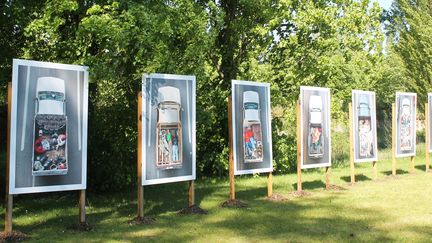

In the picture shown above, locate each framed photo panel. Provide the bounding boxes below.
[429,93,432,152]
[300,86,331,169]
[352,90,378,163]
[395,92,416,157]
[9,59,88,194]
[231,80,273,175]
[142,73,196,185]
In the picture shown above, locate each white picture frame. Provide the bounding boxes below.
[141,73,196,185]
[300,86,331,169]
[428,93,432,153]
[9,59,88,194]
[352,90,378,163]
[231,80,273,175]
[395,92,417,158]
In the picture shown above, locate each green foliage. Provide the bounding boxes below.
[1,0,423,190]
[385,0,432,110]
[21,0,211,191]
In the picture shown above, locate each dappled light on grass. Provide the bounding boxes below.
[0,145,431,241]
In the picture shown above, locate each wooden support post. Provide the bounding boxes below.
[296,100,302,192]
[392,103,397,176]
[267,172,273,197]
[349,103,355,184]
[137,92,144,218]
[372,161,378,180]
[228,97,235,200]
[5,82,12,233]
[188,181,195,206]
[79,190,86,223]
[325,167,331,189]
[425,103,430,173]
[410,156,415,173]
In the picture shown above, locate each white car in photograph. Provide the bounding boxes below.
[32,77,68,176]
[242,91,263,162]
[156,86,182,169]
[308,95,324,158]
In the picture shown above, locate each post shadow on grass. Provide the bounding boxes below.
[340,174,371,183]
[415,164,427,171]
[142,180,213,216]
[292,180,326,190]
[382,169,409,176]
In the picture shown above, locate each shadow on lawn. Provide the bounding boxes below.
[415,164,428,172]
[2,178,432,242]
[382,169,409,176]
[340,174,371,183]
[292,180,326,191]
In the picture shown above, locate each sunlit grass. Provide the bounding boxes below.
[1,144,431,242]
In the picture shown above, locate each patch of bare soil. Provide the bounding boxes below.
[0,231,28,242]
[177,205,208,215]
[68,222,95,232]
[289,190,311,198]
[266,193,289,201]
[221,199,248,208]
[326,184,346,191]
[128,216,156,225]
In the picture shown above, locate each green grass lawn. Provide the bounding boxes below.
[1,145,432,242]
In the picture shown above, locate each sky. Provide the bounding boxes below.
[375,0,394,10]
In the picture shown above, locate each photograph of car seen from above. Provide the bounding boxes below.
[399,97,414,151]
[308,95,324,158]
[156,86,182,169]
[242,91,263,162]
[357,94,374,158]
[32,77,68,176]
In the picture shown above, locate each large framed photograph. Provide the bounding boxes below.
[395,92,416,157]
[429,93,432,152]
[231,80,273,175]
[352,90,378,163]
[142,73,196,185]
[300,86,331,169]
[9,59,88,194]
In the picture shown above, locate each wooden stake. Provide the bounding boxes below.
[5,82,12,233]
[228,97,235,200]
[325,167,331,189]
[188,181,195,206]
[392,103,397,176]
[410,156,415,173]
[372,161,378,180]
[349,103,355,184]
[425,103,430,173]
[137,92,144,218]
[79,190,86,223]
[267,172,273,197]
[296,100,302,192]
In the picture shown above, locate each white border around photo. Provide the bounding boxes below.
[300,86,331,169]
[231,80,273,175]
[9,59,88,194]
[352,90,378,163]
[428,93,432,153]
[141,73,196,186]
[395,92,417,158]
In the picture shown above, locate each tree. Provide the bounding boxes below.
[384,0,432,108]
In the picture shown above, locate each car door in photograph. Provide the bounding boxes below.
[156,86,182,169]
[308,95,324,158]
[242,91,263,163]
[32,77,68,176]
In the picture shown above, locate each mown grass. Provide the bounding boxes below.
[1,144,432,242]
